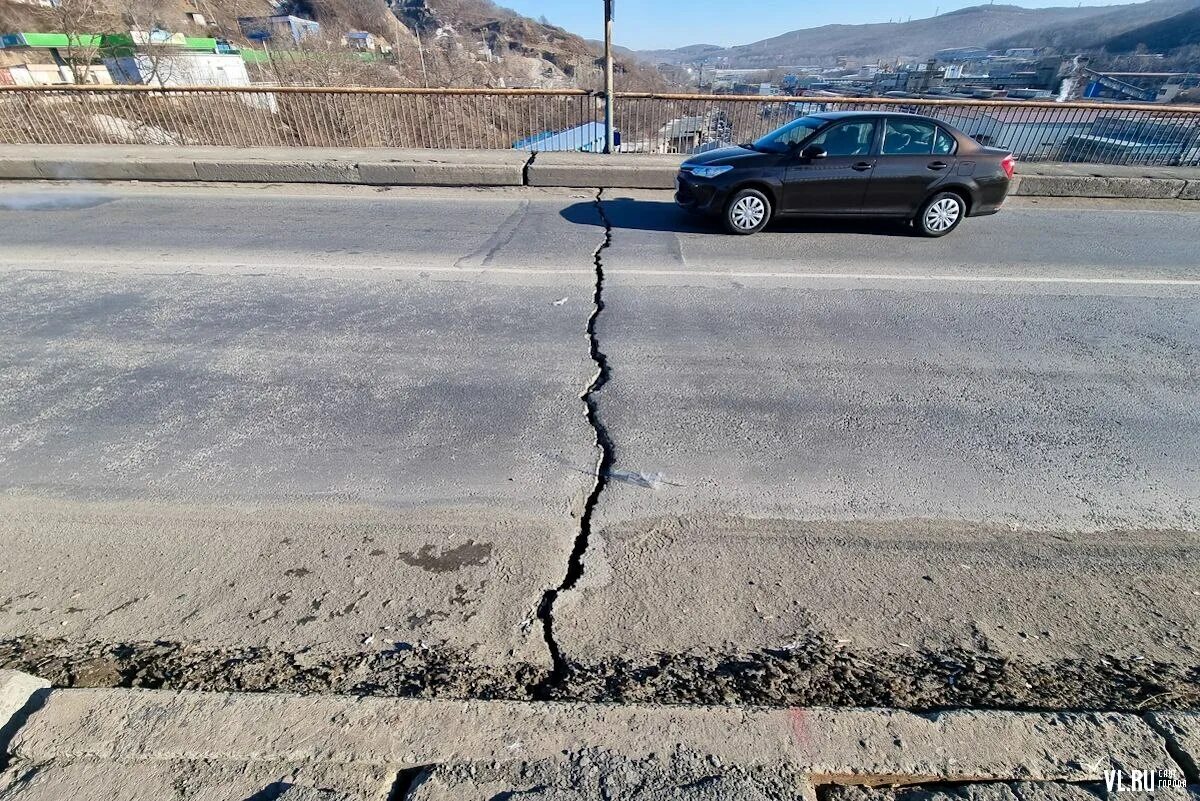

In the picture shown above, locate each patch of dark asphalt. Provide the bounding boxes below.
[2,633,1196,711]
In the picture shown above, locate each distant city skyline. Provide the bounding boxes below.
[499,0,1137,50]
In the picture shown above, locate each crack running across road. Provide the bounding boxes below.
[534,189,616,698]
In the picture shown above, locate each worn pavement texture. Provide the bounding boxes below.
[0,184,1197,710]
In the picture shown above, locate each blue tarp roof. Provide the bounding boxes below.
[513,121,616,152]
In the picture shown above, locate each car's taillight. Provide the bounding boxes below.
[1001,154,1016,179]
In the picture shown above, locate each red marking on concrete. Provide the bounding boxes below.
[788,707,813,757]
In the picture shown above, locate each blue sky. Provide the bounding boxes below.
[499,0,1133,50]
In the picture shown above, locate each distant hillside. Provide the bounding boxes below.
[0,0,673,89]
[638,0,1200,66]
[1097,5,1200,51]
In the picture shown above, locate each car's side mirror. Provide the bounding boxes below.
[801,145,827,160]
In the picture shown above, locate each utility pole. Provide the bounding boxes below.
[603,0,614,153]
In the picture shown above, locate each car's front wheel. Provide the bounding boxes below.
[724,188,771,235]
[916,191,965,237]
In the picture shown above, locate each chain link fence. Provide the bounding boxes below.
[2,86,1199,166]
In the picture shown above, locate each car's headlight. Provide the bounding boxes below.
[689,165,733,179]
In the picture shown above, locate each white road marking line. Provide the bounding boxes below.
[624,269,1200,286]
[2,258,1200,287]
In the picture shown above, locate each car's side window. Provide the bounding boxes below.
[881,120,939,155]
[933,127,957,155]
[808,121,877,157]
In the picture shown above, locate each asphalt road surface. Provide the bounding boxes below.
[0,182,1196,708]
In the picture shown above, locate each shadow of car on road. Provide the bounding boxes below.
[560,198,916,237]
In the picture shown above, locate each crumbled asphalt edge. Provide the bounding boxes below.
[3,633,1197,711]
[533,188,616,697]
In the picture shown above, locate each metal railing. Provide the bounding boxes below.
[0,86,598,150]
[2,85,1200,166]
[615,93,1200,166]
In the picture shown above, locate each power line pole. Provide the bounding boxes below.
[603,0,614,153]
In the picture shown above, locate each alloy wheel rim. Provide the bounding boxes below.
[925,197,961,232]
[731,196,766,230]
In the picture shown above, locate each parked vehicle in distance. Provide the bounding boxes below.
[674,111,1014,237]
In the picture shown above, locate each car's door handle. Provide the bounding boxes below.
[928,161,950,170]
[851,162,873,171]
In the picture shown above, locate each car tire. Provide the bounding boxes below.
[915,191,965,237]
[723,188,771,235]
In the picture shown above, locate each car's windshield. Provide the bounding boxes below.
[752,115,827,152]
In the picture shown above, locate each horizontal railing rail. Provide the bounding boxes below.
[2,85,1199,166]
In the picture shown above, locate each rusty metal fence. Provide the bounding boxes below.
[2,85,1200,166]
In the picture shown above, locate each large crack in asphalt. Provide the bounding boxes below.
[533,188,615,698]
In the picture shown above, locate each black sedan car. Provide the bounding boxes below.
[674,111,1014,236]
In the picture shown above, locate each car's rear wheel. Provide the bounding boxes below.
[916,191,965,237]
[724,188,771,235]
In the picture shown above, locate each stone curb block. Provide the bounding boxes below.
[193,160,361,183]
[32,159,199,181]
[1180,180,1200,201]
[1011,174,1186,199]
[358,161,523,186]
[6,688,1171,784]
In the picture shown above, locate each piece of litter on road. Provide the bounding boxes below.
[553,297,568,305]
[362,634,375,646]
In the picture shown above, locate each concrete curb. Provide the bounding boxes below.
[1010,174,1188,199]
[0,675,1197,799]
[0,146,1199,199]
[0,682,1184,778]
[527,152,681,189]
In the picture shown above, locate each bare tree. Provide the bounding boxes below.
[260,27,401,87]
[38,0,114,84]
[119,0,178,85]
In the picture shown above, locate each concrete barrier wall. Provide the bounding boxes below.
[1,145,1198,199]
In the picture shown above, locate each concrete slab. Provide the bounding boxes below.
[0,187,600,689]
[1013,163,1200,181]
[526,152,682,189]
[1180,180,1200,201]
[5,688,1172,783]
[0,160,40,180]
[0,757,395,801]
[0,671,48,736]
[1011,174,1185,198]
[1146,712,1200,780]
[193,158,362,183]
[405,751,811,800]
[553,196,1200,708]
[32,158,198,181]
[358,161,523,186]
